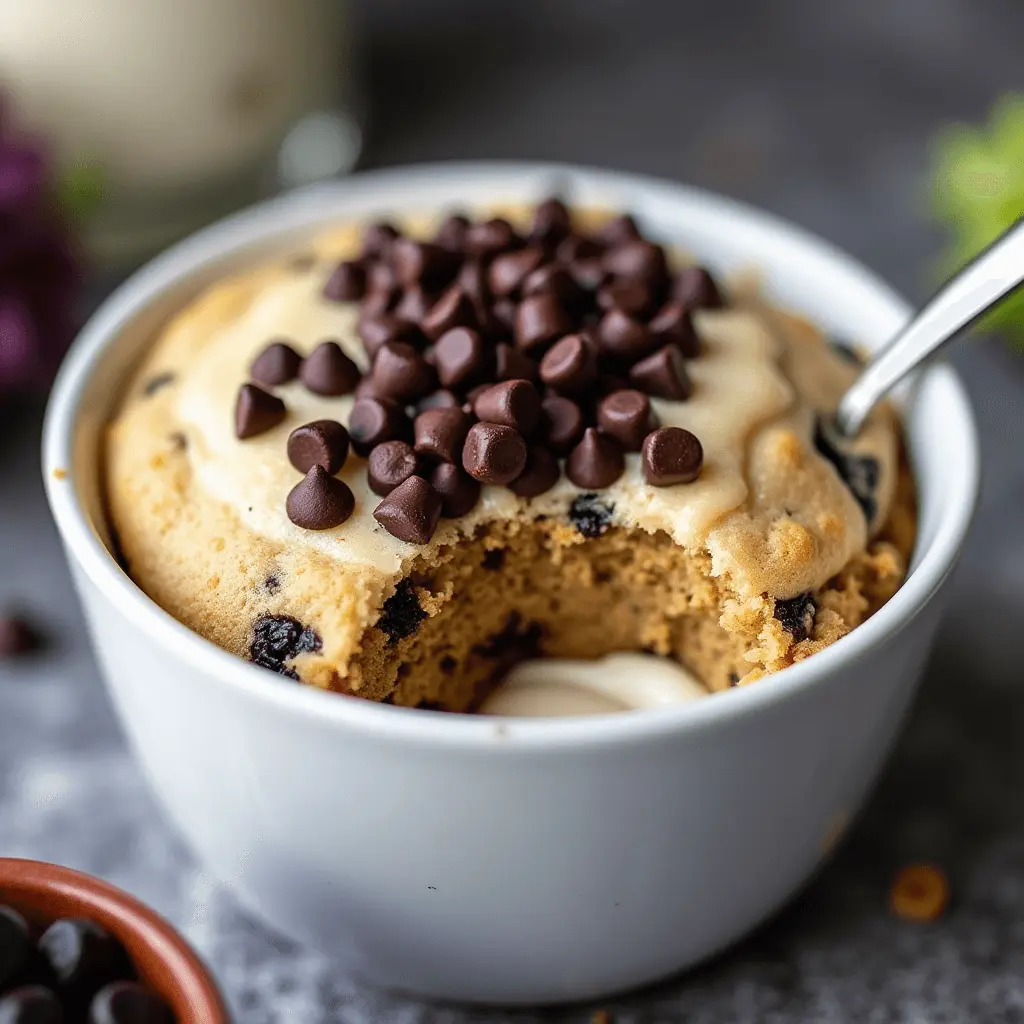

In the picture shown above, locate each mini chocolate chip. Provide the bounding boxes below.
[0,986,62,1024]
[596,214,641,246]
[372,341,436,401]
[414,407,472,463]
[522,264,581,303]
[773,593,816,643]
[287,420,350,474]
[264,574,281,594]
[514,294,573,353]
[357,314,424,358]
[0,616,43,658]
[649,302,700,357]
[814,420,879,522]
[530,198,573,245]
[641,426,703,485]
[38,918,130,1002]
[251,341,301,387]
[250,615,321,678]
[0,906,31,988]
[568,493,614,537]
[473,380,541,435]
[482,549,506,571]
[373,475,443,544]
[540,395,586,455]
[509,446,560,497]
[566,427,625,489]
[142,371,175,397]
[629,344,693,400]
[494,342,538,383]
[430,462,481,517]
[235,383,286,439]
[434,213,470,252]
[597,309,656,362]
[465,217,518,257]
[422,284,475,340]
[378,579,426,644]
[415,389,461,414]
[433,327,487,390]
[556,234,602,264]
[674,266,724,309]
[462,422,528,484]
[90,980,173,1024]
[394,286,437,324]
[300,341,361,396]
[603,240,668,282]
[323,260,366,302]
[539,334,597,395]
[488,247,545,297]
[597,279,658,318]
[349,397,408,456]
[361,221,400,258]
[287,465,355,530]
[597,389,657,451]
[368,440,420,496]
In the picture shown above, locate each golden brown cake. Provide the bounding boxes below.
[104,202,915,711]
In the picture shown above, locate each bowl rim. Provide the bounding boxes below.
[0,857,228,1022]
[42,160,980,751]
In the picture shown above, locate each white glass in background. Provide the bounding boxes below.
[0,0,361,266]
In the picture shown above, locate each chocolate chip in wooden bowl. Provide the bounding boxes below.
[597,389,657,451]
[322,259,366,302]
[641,426,703,485]
[494,343,538,384]
[287,420,350,475]
[509,446,560,498]
[597,309,655,363]
[566,427,625,489]
[433,327,487,391]
[649,302,700,357]
[348,397,408,457]
[413,407,472,464]
[0,906,31,987]
[286,465,355,530]
[472,380,541,436]
[250,615,321,678]
[250,341,302,387]
[539,334,598,395]
[540,395,586,455]
[462,422,528,485]
[235,383,286,440]
[368,441,420,496]
[430,462,481,517]
[299,341,361,396]
[773,593,816,643]
[373,475,443,544]
[0,986,63,1024]
[37,917,131,1007]
[371,341,436,402]
[514,294,573,354]
[488,247,545,297]
[89,980,173,1024]
[628,344,693,400]
[673,266,724,309]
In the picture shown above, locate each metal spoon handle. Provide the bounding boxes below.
[836,216,1024,437]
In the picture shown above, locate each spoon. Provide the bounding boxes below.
[835,216,1024,437]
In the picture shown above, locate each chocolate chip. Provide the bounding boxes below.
[430,462,481,517]
[773,593,816,643]
[465,218,518,257]
[264,574,281,594]
[566,427,625,489]
[422,284,475,340]
[348,397,408,456]
[371,341,435,401]
[491,298,517,333]
[673,266,724,309]
[433,327,487,390]
[597,279,658,318]
[462,422,528,484]
[89,980,173,1024]
[521,264,581,304]
[235,383,286,439]
[415,389,461,414]
[390,238,454,289]
[814,419,879,522]
[373,475,443,544]
[649,302,700,357]
[472,380,541,435]
[357,313,424,358]
[629,344,693,400]
[514,293,573,353]
[530,198,572,246]
[0,906,31,988]
[540,395,586,455]
[597,389,657,450]
[568,493,614,538]
[38,918,130,1003]
[250,615,321,678]
[568,256,607,291]
[299,341,361,396]
[539,334,597,395]
[250,341,301,387]
[361,283,396,318]
[597,309,656,362]
[0,987,62,1024]
[0,617,43,658]
[509,446,560,497]
[457,261,491,310]
[641,426,703,485]
[286,465,355,530]
[368,440,420,496]
[414,407,472,463]
[394,286,437,324]
[287,420,350,474]
[596,213,641,246]
[378,580,427,644]
[434,213,470,252]
[361,221,400,259]
[367,259,399,295]
[472,612,543,670]
[603,240,668,282]
[142,372,175,397]
[488,247,545,297]
[556,234,602,264]
[323,260,366,302]
[494,343,538,383]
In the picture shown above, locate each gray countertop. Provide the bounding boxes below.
[2,1,1024,1020]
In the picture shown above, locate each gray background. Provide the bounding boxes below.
[3,1,1024,1020]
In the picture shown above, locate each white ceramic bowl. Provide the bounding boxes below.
[43,163,979,1005]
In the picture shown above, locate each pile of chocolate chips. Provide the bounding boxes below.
[235,199,718,545]
[0,905,174,1023]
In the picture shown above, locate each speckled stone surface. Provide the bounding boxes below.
[3,1,1024,1020]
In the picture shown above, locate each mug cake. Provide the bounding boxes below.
[104,200,916,712]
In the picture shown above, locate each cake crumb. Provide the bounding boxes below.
[890,863,949,922]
